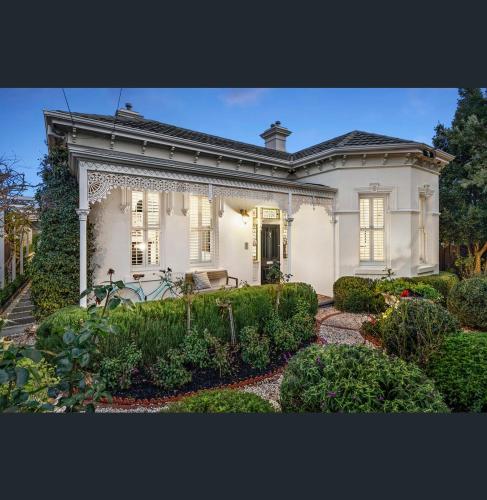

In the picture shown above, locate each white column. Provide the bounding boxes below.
[287,192,294,275]
[11,229,16,281]
[0,210,4,289]
[19,232,24,275]
[77,163,89,308]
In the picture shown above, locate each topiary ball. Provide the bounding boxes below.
[165,389,275,413]
[426,332,487,412]
[380,299,458,367]
[280,344,448,413]
[333,276,385,313]
[447,277,487,330]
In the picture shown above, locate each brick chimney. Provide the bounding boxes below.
[116,102,143,119]
[260,121,291,151]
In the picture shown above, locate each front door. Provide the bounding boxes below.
[261,224,280,284]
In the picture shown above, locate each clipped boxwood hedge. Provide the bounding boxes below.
[36,282,317,366]
[333,276,385,313]
[165,389,275,413]
[426,332,487,412]
[280,344,448,413]
[447,276,487,330]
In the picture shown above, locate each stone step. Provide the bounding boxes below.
[5,315,34,326]
[8,311,35,321]
[12,304,34,312]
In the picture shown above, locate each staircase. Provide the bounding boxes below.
[1,283,35,338]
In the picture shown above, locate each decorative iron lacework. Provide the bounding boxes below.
[83,161,333,214]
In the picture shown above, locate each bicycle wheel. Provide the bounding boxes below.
[114,286,143,303]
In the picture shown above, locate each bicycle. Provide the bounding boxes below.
[113,268,181,303]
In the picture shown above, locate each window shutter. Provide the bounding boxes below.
[189,195,213,264]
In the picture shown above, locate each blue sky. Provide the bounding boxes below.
[0,88,459,195]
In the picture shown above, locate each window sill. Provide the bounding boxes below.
[416,264,435,275]
[354,266,389,276]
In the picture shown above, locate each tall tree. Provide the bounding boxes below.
[434,88,487,275]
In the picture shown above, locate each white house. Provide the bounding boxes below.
[43,104,453,305]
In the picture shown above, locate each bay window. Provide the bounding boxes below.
[359,195,385,264]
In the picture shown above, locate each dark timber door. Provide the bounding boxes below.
[261,224,280,284]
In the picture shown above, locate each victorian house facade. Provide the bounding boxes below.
[43,104,453,305]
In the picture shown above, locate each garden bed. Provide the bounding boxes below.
[104,337,316,406]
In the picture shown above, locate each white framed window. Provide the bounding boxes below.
[189,195,215,265]
[359,195,385,264]
[131,190,160,268]
[419,194,427,263]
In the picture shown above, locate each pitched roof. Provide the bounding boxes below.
[57,111,424,163]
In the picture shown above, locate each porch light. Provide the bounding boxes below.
[240,209,250,225]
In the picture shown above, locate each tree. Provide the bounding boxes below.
[433,88,487,275]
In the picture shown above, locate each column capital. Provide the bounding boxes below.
[76,208,90,221]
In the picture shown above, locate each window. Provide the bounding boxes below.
[131,191,160,268]
[189,195,214,264]
[419,195,427,263]
[359,196,385,263]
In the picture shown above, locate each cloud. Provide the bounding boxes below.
[219,88,268,106]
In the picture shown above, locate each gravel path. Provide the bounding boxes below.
[239,373,283,411]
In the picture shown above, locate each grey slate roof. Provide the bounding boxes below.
[61,111,424,163]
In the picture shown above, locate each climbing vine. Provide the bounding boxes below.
[30,146,95,319]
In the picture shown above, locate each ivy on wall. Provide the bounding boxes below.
[30,146,95,319]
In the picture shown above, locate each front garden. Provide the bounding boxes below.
[3,265,487,413]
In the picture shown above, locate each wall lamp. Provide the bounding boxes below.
[240,209,250,225]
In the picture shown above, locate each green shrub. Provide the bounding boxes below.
[240,326,270,370]
[333,276,386,313]
[150,349,192,390]
[182,329,212,369]
[376,278,443,302]
[280,344,448,413]
[447,277,487,330]
[36,306,89,354]
[380,299,458,367]
[37,282,317,367]
[100,342,142,390]
[288,297,316,343]
[407,272,459,305]
[264,310,299,354]
[166,389,275,413]
[426,332,487,412]
[204,333,233,377]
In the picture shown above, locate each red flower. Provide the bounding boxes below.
[400,289,410,297]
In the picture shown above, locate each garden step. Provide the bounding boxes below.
[5,315,34,326]
[8,311,35,321]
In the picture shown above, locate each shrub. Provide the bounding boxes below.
[204,333,233,377]
[239,326,270,370]
[150,349,192,390]
[280,344,448,413]
[426,332,487,412]
[333,276,385,313]
[288,297,316,343]
[406,272,459,305]
[264,310,299,354]
[100,342,142,390]
[380,299,458,367]
[38,282,317,367]
[376,278,442,302]
[447,276,487,330]
[166,389,275,413]
[182,329,212,369]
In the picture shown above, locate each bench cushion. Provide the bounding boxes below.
[192,271,212,290]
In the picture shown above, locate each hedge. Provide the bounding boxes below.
[447,276,487,330]
[333,276,386,313]
[427,332,487,412]
[36,282,318,367]
[406,272,459,305]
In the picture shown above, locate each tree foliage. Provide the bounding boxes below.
[434,88,487,274]
[30,147,85,318]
